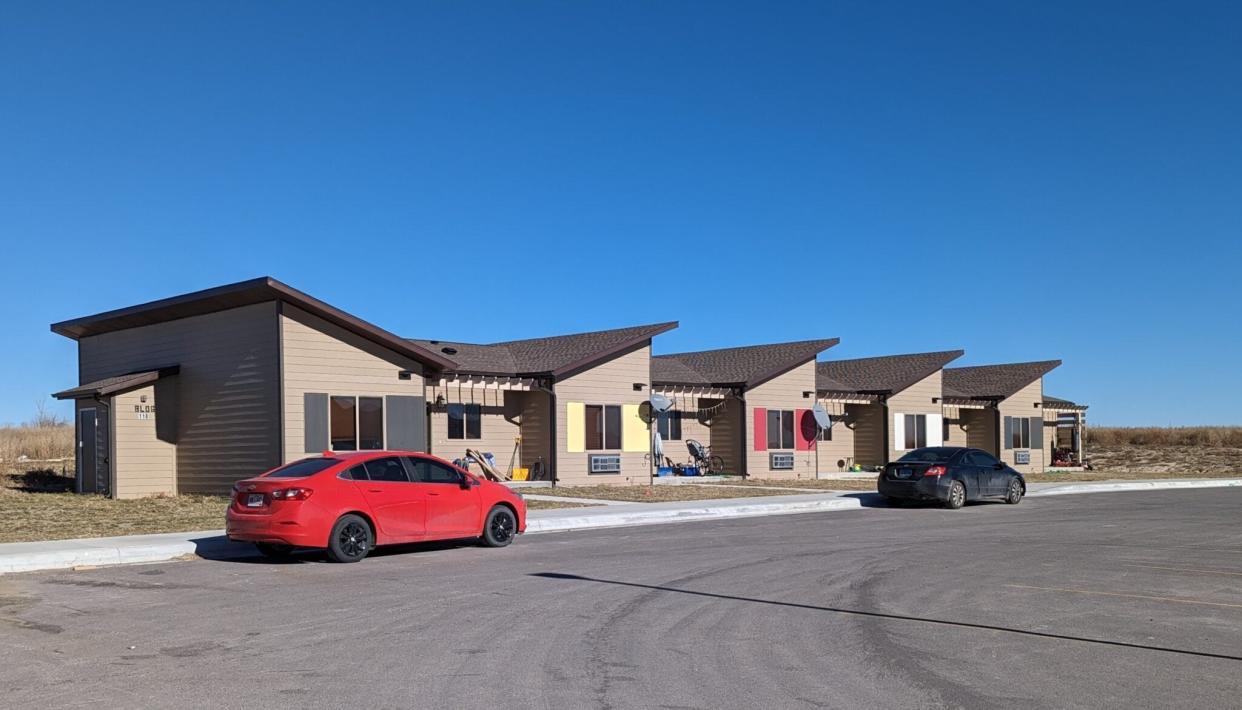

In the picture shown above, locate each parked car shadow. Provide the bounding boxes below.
[191,535,483,565]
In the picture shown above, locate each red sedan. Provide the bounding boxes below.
[225,451,526,562]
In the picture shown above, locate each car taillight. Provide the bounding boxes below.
[271,488,313,501]
[923,466,947,477]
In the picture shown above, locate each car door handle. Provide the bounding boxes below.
[368,489,383,493]
[427,491,441,496]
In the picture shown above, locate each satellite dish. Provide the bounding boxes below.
[811,402,833,429]
[649,393,674,413]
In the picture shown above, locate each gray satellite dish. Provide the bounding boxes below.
[649,393,674,413]
[811,402,833,429]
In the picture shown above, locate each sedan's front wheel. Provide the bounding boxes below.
[1005,478,1024,505]
[945,480,966,510]
[481,506,517,548]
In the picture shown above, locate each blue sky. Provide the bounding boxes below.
[1,1,1238,426]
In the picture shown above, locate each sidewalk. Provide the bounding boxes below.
[3,477,1240,575]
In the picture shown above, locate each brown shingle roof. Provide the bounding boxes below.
[653,339,840,389]
[52,366,180,400]
[411,322,678,378]
[50,277,457,371]
[1042,395,1088,411]
[816,350,964,395]
[943,360,1061,399]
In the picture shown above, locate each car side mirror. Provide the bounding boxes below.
[459,476,475,490]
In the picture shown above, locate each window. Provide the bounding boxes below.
[585,405,622,450]
[407,457,463,483]
[589,454,622,474]
[363,457,409,482]
[330,396,357,451]
[341,464,369,481]
[964,451,1000,467]
[329,395,385,451]
[447,404,482,440]
[903,414,928,450]
[767,410,795,450]
[358,397,383,450]
[898,448,952,463]
[266,458,341,478]
[818,422,832,442]
[657,410,682,441]
[1012,417,1032,449]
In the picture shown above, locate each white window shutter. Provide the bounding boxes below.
[892,413,906,450]
[925,413,943,446]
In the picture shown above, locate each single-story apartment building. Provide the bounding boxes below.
[941,360,1067,475]
[651,339,840,480]
[815,350,965,470]
[52,277,678,497]
[51,277,1087,496]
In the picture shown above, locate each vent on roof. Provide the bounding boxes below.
[440,346,458,355]
[428,340,440,345]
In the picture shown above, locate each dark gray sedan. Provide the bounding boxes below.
[877,447,1025,509]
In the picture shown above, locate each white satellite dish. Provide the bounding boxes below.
[649,393,674,413]
[811,402,833,429]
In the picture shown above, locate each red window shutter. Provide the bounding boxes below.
[795,409,815,451]
[753,407,767,452]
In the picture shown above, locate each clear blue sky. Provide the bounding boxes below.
[1,2,1238,426]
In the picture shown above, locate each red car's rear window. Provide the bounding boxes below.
[265,458,341,478]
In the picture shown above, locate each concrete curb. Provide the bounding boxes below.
[0,530,233,575]
[1028,478,1242,497]
[524,495,863,534]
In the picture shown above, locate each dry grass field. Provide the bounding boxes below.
[1083,427,1242,477]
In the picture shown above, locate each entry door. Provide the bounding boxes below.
[78,406,110,496]
[79,409,97,493]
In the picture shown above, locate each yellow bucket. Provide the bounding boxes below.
[512,467,529,481]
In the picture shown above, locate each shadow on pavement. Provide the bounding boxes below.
[529,571,1242,662]
[191,535,482,565]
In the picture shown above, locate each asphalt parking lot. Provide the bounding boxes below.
[3,489,1241,709]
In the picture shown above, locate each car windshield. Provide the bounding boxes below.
[265,458,340,478]
[897,448,956,463]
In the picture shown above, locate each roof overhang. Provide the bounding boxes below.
[50,277,456,371]
[53,366,180,400]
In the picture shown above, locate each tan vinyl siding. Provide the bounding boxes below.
[78,301,280,495]
[709,398,743,475]
[886,371,943,462]
[111,385,176,498]
[848,402,886,468]
[942,406,969,449]
[999,378,1045,473]
[964,409,997,452]
[745,360,817,479]
[652,395,737,474]
[554,343,651,485]
[813,400,856,474]
[427,388,522,472]
[518,391,553,474]
[280,304,425,458]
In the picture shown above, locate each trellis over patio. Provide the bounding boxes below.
[1040,396,1088,469]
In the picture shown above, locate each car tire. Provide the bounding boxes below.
[255,542,294,558]
[480,505,517,548]
[1005,477,1024,505]
[326,514,372,563]
[944,480,966,510]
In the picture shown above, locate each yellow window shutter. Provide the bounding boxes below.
[566,402,585,453]
[622,404,648,452]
